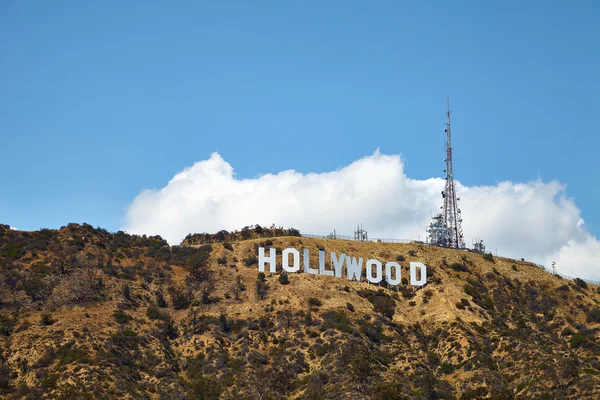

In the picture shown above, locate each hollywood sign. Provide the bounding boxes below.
[258,247,427,286]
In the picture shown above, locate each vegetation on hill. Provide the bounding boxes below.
[1,223,600,399]
[182,224,300,245]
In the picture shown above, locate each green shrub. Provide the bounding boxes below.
[373,295,396,319]
[40,313,56,326]
[512,264,518,271]
[455,298,471,310]
[113,309,132,324]
[586,308,600,323]
[438,362,454,374]
[401,286,415,299]
[55,341,89,365]
[570,333,587,348]
[169,285,192,310]
[187,374,223,399]
[31,263,52,277]
[0,243,26,259]
[39,373,58,391]
[217,256,227,265]
[356,289,376,303]
[308,297,323,307]
[156,291,168,307]
[223,242,234,251]
[483,253,494,262]
[244,254,258,267]
[396,255,405,262]
[146,303,168,321]
[450,263,469,273]
[0,315,16,336]
[408,250,417,256]
[279,272,290,285]
[575,278,588,289]
[346,303,355,312]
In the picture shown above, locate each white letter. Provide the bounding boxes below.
[331,252,346,277]
[319,250,334,276]
[346,256,363,281]
[366,259,382,283]
[385,262,402,285]
[304,249,318,275]
[258,247,276,273]
[282,248,300,273]
[410,262,427,286]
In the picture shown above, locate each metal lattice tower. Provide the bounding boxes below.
[427,99,465,249]
[354,224,368,242]
[473,238,485,253]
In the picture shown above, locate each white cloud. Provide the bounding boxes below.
[123,151,600,281]
[544,236,600,281]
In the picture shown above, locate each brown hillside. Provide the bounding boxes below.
[1,223,600,399]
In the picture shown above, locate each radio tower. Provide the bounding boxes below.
[427,99,465,249]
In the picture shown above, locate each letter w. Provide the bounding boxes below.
[346,256,363,281]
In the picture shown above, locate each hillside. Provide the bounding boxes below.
[1,223,600,399]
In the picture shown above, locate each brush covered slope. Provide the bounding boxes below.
[1,223,600,399]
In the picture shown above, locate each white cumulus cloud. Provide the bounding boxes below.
[123,151,600,281]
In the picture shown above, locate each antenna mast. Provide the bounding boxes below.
[427,98,465,249]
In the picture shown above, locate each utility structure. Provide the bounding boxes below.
[354,224,368,242]
[427,99,465,249]
[472,238,486,254]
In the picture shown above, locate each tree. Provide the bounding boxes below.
[51,243,71,275]
[155,290,168,307]
[1,267,20,304]
[256,273,268,300]
[558,357,579,390]
[187,252,211,282]
[64,269,100,304]
[82,256,101,293]
[169,284,193,310]
[21,274,53,304]
[187,374,222,399]
[231,275,245,300]
[121,282,131,300]
[303,372,328,400]
[198,279,215,304]
[242,366,288,400]
[219,310,231,333]
[341,341,374,394]
[276,308,294,333]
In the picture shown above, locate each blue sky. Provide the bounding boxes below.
[1,1,599,237]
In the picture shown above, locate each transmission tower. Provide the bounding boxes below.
[427,99,465,249]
